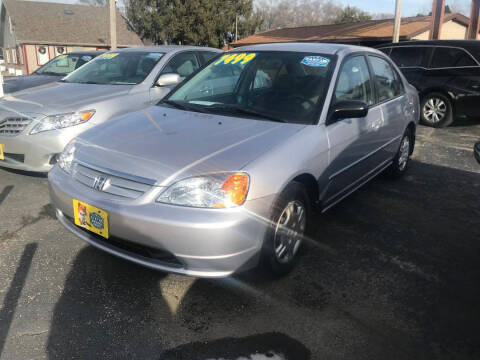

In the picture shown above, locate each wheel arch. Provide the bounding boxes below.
[406,121,416,155]
[291,173,319,205]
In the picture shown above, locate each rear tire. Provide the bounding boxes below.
[385,128,413,179]
[420,92,453,128]
[261,182,310,276]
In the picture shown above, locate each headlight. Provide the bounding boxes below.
[157,172,249,208]
[57,141,76,174]
[30,110,95,134]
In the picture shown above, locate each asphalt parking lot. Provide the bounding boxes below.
[0,120,479,360]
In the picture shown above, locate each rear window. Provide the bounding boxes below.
[390,47,428,68]
[430,47,477,68]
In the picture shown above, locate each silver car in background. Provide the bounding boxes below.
[49,43,419,278]
[3,51,103,94]
[0,46,221,172]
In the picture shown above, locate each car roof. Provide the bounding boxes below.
[109,45,222,54]
[66,50,105,56]
[377,40,480,48]
[231,42,380,55]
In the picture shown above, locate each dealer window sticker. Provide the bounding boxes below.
[215,53,257,66]
[100,53,119,59]
[301,56,330,67]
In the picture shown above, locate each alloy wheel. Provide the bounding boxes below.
[273,200,306,264]
[423,97,446,124]
[398,135,410,171]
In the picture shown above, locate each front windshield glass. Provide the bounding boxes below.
[35,53,96,76]
[64,52,164,85]
[164,51,336,124]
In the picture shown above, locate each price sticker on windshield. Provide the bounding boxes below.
[101,53,119,60]
[215,53,257,66]
[57,55,67,60]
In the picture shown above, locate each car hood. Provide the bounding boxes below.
[3,74,61,94]
[74,105,306,185]
[0,82,132,115]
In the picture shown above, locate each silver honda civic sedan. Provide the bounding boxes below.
[0,46,220,172]
[48,43,419,277]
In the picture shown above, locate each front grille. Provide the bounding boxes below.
[0,117,32,136]
[65,214,182,268]
[72,163,153,199]
[2,153,25,163]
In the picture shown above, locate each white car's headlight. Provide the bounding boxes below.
[57,141,76,174]
[30,110,95,134]
[157,172,249,208]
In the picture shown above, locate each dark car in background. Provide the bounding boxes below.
[378,40,480,128]
[3,51,103,94]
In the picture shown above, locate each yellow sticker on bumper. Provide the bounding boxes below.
[73,199,109,239]
[0,144,4,160]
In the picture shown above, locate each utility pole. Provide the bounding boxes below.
[393,0,402,43]
[235,14,238,42]
[109,0,117,50]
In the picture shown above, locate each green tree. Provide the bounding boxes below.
[334,5,371,24]
[126,0,259,47]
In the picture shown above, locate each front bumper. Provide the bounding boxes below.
[0,124,91,173]
[48,166,275,277]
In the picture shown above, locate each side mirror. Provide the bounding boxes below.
[474,141,480,164]
[329,100,369,123]
[156,73,181,87]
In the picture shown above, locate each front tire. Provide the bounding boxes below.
[262,182,310,276]
[420,92,453,128]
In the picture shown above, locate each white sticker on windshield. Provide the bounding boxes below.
[301,56,330,67]
[81,55,93,61]
[146,53,163,60]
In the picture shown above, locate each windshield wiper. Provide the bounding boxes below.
[161,100,210,114]
[207,104,286,123]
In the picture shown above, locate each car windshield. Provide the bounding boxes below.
[64,52,164,85]
[35,53,97,76]
[163,51,336,124]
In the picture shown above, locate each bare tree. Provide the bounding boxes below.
[254,0,342,31]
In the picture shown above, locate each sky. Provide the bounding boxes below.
[337,0,470,17]
[26,0,472,17]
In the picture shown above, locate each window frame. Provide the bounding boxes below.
[428,45,480,69]
[366,54,405,106]
[388,46,432,69]
[331,53,375,110]
[155,50,202,84]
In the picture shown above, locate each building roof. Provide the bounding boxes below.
[232,13,475,47]
[3,0,143,47]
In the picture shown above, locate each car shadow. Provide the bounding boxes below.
[0,166,47,178]
[44,159,480,359]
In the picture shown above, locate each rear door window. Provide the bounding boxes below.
[390,47,429,68]
[199,51,219,64]
[368,56,404,103]
[430,47,477,68]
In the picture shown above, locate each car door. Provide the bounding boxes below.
[389,46,431,91]
[426,46,480,118]
[367,55,407,160]
[149,51,201,103]
[322,54,383,207]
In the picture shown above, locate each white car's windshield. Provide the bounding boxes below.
[64,52,164,85]
[164,51,336,124]
[35,53,96,76]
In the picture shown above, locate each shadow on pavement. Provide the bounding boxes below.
[0,185,13,206]
[45,159,480,359]
[0,243,38,356]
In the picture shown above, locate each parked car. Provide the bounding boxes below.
[0,46,221,172]
[475,141,480,164]
[3,51,103,94]
[48,43,419,277]
[377,40,480,128]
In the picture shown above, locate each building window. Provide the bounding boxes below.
[5,49,10,64]
[17,47,23,65]
[36,45,50,65]
[11,48,17,64]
